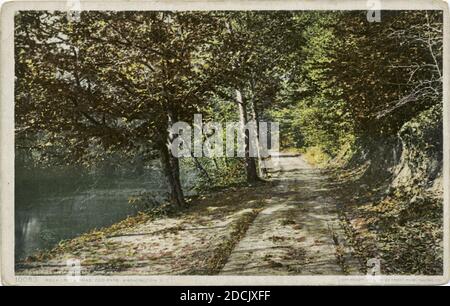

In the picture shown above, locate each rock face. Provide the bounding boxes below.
[342,104,443,196]
[392,105,443,194]
[339,105,444,275]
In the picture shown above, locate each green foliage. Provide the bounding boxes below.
[184,157,247,192]
[15,11,222,167]
[270,11,442,164]
[326,11,443,137]
[269,12,354,157]
[300,146,331,166]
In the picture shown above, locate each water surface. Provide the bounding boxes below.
[15,165,198,260]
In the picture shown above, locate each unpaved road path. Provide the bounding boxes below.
[17,153,361,276]
[221,152,360,275]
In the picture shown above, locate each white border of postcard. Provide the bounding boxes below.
[1,0,449,285]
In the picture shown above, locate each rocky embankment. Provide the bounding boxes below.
[337,105,444,275]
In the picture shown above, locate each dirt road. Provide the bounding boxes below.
[220,152,360,275]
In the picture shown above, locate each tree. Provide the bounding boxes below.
[15,11,222,207]
[327,10,443,139]
[211,11,302,182]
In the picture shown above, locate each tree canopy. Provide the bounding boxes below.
[15,10,443,206]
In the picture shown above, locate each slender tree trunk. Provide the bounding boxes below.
[248,93,264,178]
[192,154,213,184]
[236,89,259,183]
[213,157,220,169]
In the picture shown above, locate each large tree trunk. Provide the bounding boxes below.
[236,89,259,183]
[159,140,186,208]
[158,108,186,208]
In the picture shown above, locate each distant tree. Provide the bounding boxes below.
[211,11,302,181]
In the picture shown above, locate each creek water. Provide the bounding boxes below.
[15,165,198,261]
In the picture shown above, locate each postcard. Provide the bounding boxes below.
[1,0,449,286]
